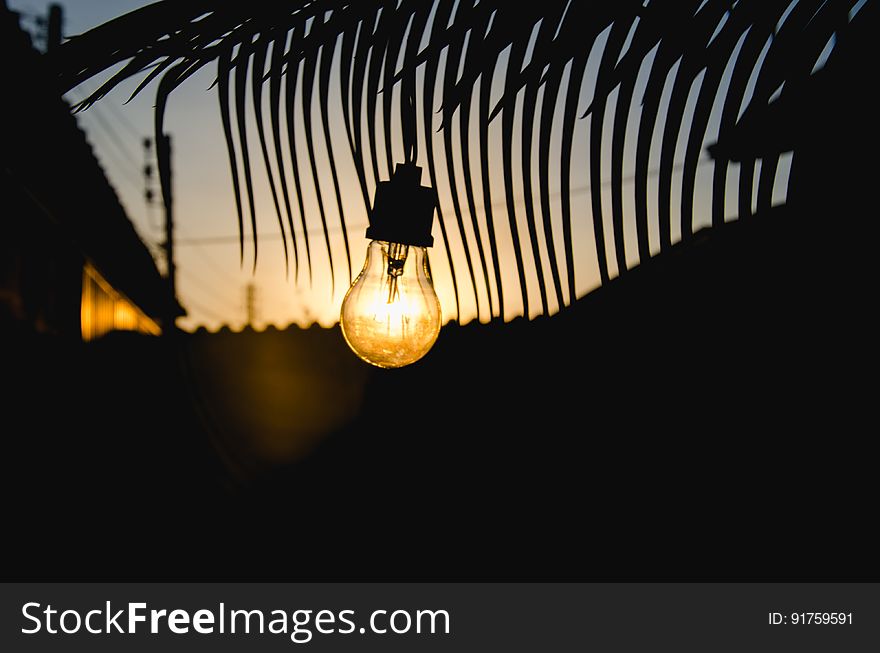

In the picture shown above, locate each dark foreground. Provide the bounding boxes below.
[3,206,876,581]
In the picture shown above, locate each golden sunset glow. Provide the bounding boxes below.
[81,261,160,341]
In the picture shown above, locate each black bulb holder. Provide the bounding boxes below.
[366,163,437,248]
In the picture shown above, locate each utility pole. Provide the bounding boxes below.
[142,137,162,267]
[46,4,62,50]
[245,283,258,326]
[156,132,183,331]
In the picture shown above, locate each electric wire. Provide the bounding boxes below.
[99,95,144,141]
[175,225,242,286]
[67,90,145,195]
[76,100,142,171]
[178,295,229,324]
[67,85,167,272]
[178,268,239,310]
[174,158,712,246]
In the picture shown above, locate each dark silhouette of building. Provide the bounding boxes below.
[0,1,174,339]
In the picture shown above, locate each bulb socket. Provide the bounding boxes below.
[366,163,437,247]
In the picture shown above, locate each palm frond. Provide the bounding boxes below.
[49,0,867,320]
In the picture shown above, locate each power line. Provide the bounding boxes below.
[178,268,239,310]
[81,131,146,195]
[176,225,242,284]
[173,158,713,246]
[69,79,145,140]
[68,86,144,175]
[68,90,146,197]
[179,295,229,324]
[65,86,164,269]
[101,97,144,141]
[78,100,142,168]
[188,244,241,285]
[176,224,366,245]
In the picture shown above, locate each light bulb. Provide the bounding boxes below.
[340,240,441,368]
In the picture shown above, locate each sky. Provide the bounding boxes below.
[10,0,318,331]
[7,0,823,332]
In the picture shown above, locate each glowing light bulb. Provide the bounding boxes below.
[339,162,440,368]
[340,240,441,368]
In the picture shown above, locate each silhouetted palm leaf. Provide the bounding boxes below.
[49,0,868,320]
